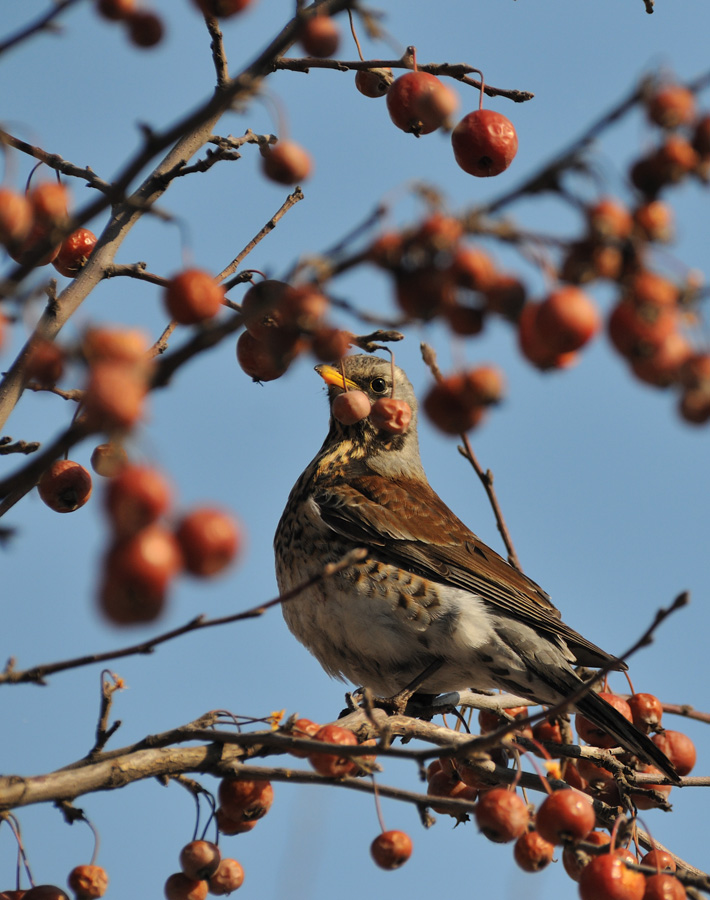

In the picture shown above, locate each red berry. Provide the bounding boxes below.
[236,330,290,382]
[90,442,128,478]
[474,788,529,843]
[38,460,92,513]
[630,764,672,810]
[179,840,221,881]
[207,858,245,895]
[127,10,164,47]
[647,84,696,129]
[579,852,646,900]
[535,789,596,845]
[30,183,69,224]
[627,693,664,733]
[25,339,65,386]
[536,286,600,354]
[163,872,207,900]
[175,507,241,577]
[215,807,258,835]
[633,201,674,242]
[82,326,150,365]
[67,864,108,899]
[513,830,555,872]
[518,301,578,371]
[562,830,611,881]
[370,830,413,870]
[587,197,633,240]
[104,464,172,536]
[355,67,393,98]
[452,244,497,291]
[298,14,339,57]
[332,390,371,425]
[607,301,677,360]
[261,141,312,185]
[286,717,321,757]
[100,525,182,623]
[310,327,352,362]
[426,769,478,815]
[532,718,563,745]
[386,71,458,136]
[370,397,412,434]
[651,730,696,776]
[164,269,225,325]
[641,849,676,874]
[630,331,692,389]
[643,873,686,900]
[82,361,148,430]
[576,693,634,748]
[308,724,358,777]
[218,778,273,820]
[422,371,488,435]
[53,228,97,277]
[9,222,61,267]
[451,109,518,177]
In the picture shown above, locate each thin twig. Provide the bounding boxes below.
[216,187,305,283]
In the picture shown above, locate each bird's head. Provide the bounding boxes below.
[315,354,425,478]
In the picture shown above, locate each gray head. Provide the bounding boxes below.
[314,354,426,479]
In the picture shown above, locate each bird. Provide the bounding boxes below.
[274,353,678,781]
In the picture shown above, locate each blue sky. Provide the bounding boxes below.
[1,1,709,898]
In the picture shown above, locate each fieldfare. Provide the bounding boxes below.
[274,354,677,780]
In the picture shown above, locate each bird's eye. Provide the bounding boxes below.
[370,377,388,394]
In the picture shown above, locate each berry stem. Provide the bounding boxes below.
[347,9,365,61]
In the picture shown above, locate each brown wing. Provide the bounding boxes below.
[314,472,621,669]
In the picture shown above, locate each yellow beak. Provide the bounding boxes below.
[315,364,359,391]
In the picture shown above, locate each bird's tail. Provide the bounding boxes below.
[574,688,679,783]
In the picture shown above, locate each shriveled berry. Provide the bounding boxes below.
[38,460,92,513]
[308,724,358,777]
[53,228,97,277]
[179,840,221,881]
[207,858,245,894]
[651,730,696,776]
[355,67,393,98]
[163,872,207,900]
[67,864,108,899]
[513,830,555,872]
[370,830,413,870]
[370,397,412,434]
[451,109,518,177]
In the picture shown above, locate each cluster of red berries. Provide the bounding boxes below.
[235,278,351,382]
[165,840,244,898]
[0,181,97,278]
[373,62,518,178]
[95,460,241,624]
[94,0,164,49]
[632,82,710,197]
[368,210,524,327]
[417,694,695,898]
[0,863,108,899]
